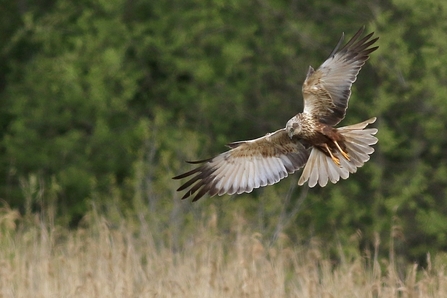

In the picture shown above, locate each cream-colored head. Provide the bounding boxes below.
[286,116,302,139]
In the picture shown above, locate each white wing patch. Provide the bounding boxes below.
[207,154,299,196]
[174,129,310,201]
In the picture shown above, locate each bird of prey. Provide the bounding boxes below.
[173,27,379,202]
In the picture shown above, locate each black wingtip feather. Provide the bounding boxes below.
[181,190,193,200]
[172,167,201,180]
[186,158,213,164]
[327,26,376,60]
[328,32,345,59]
[176,175,201,191]
[192,186,209,202]
[180,179,203,200]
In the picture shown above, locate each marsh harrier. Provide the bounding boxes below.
[174,27,379,201]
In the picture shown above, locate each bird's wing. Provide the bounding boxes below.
[302,27,378,126]
[173,129,310,202]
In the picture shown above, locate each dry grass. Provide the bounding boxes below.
[0,206,446,298]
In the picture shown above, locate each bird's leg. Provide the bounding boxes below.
[334,141,350,161]
[324,143,340,166]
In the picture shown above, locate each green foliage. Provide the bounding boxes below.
[2,1,145,224]
[1,0,447,263]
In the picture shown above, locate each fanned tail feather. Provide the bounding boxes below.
[298,117,378,187]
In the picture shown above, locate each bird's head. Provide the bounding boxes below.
[286,116,302,139]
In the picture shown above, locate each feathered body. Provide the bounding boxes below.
[174,27,379,201]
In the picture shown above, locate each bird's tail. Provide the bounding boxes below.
[298,117,378,187]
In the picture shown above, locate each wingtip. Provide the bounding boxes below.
[306,66,315,79]
[186,158,212,164]
[355,25,366,36]
[328,32,346,59]
[227,141,243,149]
[191,195,202,202]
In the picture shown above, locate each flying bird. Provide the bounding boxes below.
[173,27,379,202]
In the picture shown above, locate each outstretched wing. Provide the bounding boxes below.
[302,27,379,126]
[173,129,310,202]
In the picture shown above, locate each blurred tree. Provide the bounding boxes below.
[1,0,447,264]
[3,1,144,224]
[368,0,447,262]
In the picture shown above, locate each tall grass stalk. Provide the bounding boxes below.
[0,204,446,297]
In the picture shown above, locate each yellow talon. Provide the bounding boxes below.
[324,143,341,166]
[334,141,350,161]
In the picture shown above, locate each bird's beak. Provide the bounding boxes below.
[287,128,294,139]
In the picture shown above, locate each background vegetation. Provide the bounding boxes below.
[1,0,447,287]
[2,205,447,297]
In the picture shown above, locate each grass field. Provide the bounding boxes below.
[0,205,446,298]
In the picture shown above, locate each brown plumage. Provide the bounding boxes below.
[173,27,379,201]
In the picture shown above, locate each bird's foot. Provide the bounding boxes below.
[324,143,341,166]
[331,155,341,166]
[334,141,350,161]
